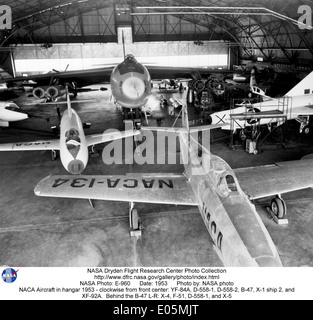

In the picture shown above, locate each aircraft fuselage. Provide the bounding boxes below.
[59,108,88,174]
[210,94,313,130]
[110,55,151,109]
[179,132,282,267]
[0,102,29,126]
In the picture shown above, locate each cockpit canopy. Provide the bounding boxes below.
[65,128,81,156]
[5,103,20,112]
[202,153,241,198]
[216,173,239,197]
[125,54,137,63]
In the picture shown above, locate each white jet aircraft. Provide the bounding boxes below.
[34,103,313,267]
[208,71,313,134]
[0,90,140,174]
[0,101,30,127]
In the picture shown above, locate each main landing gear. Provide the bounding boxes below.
[267,195,288,225]
[129,202,142,237]
[51,150,58,161]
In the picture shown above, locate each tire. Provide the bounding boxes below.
[271,198,285,219]
[131,209,139,230]
[303,126,310,134]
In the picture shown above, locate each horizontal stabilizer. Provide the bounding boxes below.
[86,129,140,146]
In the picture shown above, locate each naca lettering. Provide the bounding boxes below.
[0,5,12,30]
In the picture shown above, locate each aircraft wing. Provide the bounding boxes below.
[231,110,286,120]
[289,105,313,116]
[0,67,114,88]
[0,65,232,88]
[86,129,140,146]
[0,139,60,151]
[234,158,313,200]
[34,174,197,206]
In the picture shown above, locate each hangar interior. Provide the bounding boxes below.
[1,0,313,267]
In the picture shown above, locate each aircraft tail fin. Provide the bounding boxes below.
[122,30,126,59]
[250,67,257,87]
[181,104,190,132]
[285,71,313,97]
[66,86,72,118]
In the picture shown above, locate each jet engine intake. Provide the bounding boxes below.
[32,87,45,99]
[32,85,66,100]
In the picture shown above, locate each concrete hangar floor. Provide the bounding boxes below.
[1,85,313,268]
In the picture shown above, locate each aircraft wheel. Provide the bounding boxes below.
[303,126,310,134]
[51,150,58,161]
[253,149,258,154]
[271,197,286,219]
[130,209,139,230]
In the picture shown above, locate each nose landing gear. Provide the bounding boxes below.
[129,202,142,237]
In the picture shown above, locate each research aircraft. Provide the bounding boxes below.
[208,71,313,134]
[0,101,30,127]
[33,103,313,267]
[0,58,229,100]
[0,88,139,174]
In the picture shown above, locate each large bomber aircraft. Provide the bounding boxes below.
[34,103,313,267]
[0,59,227,102]
[208,71,313,134]
[0,88,139,174]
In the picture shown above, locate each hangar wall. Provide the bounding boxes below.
[12,40,234,75]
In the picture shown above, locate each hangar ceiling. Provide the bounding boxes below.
[1,0,313,65]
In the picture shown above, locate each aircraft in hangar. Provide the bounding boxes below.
[0,101,30,127]
[0,88,139,174]
[34,103,313,267]
[0,56,232,114]
[208,70,313,134]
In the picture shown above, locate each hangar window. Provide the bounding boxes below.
[304,89,310,94]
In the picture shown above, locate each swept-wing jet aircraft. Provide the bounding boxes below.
[0,89,139,174]
[0,57,232,106]
[33,102,313,267]
[208,71,313,134]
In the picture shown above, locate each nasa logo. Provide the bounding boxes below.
[0,5,12,30]
[1,267,19,283]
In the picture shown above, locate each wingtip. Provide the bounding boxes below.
[34,174,52,196]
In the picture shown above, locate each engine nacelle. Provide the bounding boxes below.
[0,83,8,93]
[32,85,66,100]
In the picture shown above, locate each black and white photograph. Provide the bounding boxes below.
[0,0,313,301]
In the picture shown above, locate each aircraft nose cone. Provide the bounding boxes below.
[67,160,85,175]
[255,256,283,267]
